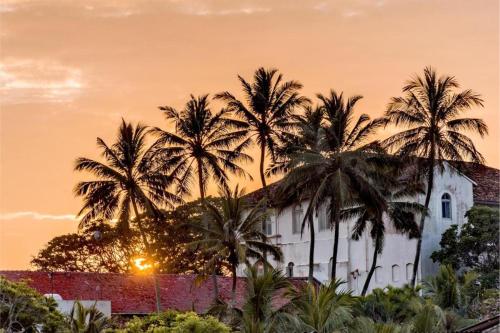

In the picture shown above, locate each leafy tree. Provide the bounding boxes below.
[191,187,282,303]
[431,206,499,286]
[74,120,183,312]
[279,90,386,279]
[31,198,224,275]
[382,67,487,286]
[0,277,66,332]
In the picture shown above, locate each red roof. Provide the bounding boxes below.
[0,271,307,315]
[246,162,500,207]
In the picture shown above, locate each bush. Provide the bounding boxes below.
[0,276,66,332]
[106,311,230,333]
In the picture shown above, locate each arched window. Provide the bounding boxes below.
[262,214,273,236]
[256,262,264,276]
[318,205,328,231]
[374,266,383,283]
[392,264,400,282]
[292,204,303,234]
[286,262,295,277]
[441,193,452,219]
[406,263,413,281]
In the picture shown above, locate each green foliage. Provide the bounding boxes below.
[68,301,111,333]
[355,285,422,324]
[0,277,66,332]
[431,206,499,288]
[107,311,229,333]
[31,197,224,275]
[283,279,354,333]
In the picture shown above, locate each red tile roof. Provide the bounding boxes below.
[0,271,307,315]
[454,162,500,206]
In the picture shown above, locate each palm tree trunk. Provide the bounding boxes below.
[411,162,434,287]
[308,214,315,283]
[361,232,381,296]
[197,159,219,300]
[231,263,237,306]
[130,197,162,314]
[259,140,270,273]
[331,215,340,280]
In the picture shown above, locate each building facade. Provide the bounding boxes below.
[241,162,499,295]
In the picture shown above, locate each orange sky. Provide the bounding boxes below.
[0,0,498,270]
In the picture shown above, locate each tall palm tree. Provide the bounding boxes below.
[272,106,324,282]
[152,94,253,298]
[382,67,487,286]
[280,90,386,280]
[191,186,282,304]
[74,119,182,313]
[215,67,309,192]
[152,94,253,200]
[342,166,424,295]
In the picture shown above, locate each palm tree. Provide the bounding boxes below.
[191,186,282,303]
[284,279,354,333]
[74,119,182,313]
[152,94,252,200]
[67,301,110,333]
[342,166,424,295]
[382,67,487,286]
[280,90,386,279]
[271,106,324,282]
[152,94,253,298]
[215,67,309,192]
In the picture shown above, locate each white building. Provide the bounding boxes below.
[242,162,499,295]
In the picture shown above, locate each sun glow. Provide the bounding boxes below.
[133,257,152,271]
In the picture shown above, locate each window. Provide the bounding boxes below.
[286,262,294,277]
[441,193,452,219]
[262,215,273,236]
[256,262,264,276]
[392,264,400,282]
[375,266,383,283]
[292,204,303,234]
[406,263,413,281]
[318,205,328,231]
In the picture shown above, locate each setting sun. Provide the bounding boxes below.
[133,258,152,272]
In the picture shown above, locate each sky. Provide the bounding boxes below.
[0,0,498,270]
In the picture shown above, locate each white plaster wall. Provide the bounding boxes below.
[239,163,475,294]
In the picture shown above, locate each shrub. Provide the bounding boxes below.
[0,276,66,332]
[106,311,229,333]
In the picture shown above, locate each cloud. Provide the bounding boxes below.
[185,6,271,16]
[0,211,78,221]
[0,59,84,104]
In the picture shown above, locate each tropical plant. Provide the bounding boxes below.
[106,310,230,333]
[191,186,282,302]
[152,94,252,201]
[431,205,499,288]
[68,301,110,333]
[215,67,309,192]
[279,90,386,279]
[283,279,354,333]
[382,67,488,286]
[0,277,66,332]
[342,165,424,295]
[74,120,182,312]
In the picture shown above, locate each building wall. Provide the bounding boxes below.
[241,163,475,295]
